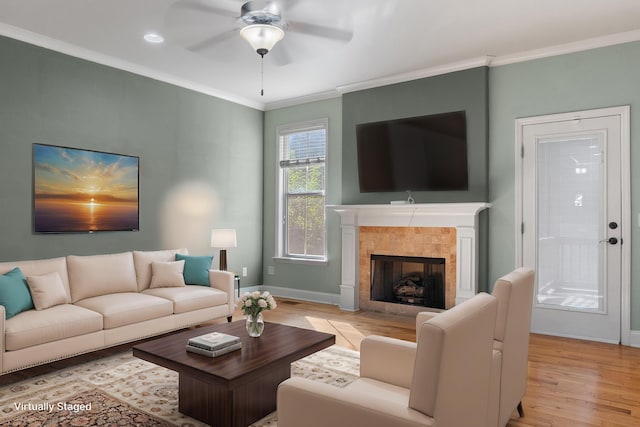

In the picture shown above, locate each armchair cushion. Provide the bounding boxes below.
[278,377,432,427]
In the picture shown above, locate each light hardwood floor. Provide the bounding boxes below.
[3,298,639,426]
[260,298,640,427]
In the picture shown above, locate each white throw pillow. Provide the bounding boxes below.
[149,260,186,288]
[26,271,70,310]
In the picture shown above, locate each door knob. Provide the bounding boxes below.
[600,237,619,244]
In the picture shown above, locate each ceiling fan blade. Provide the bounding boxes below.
[187,29,238,52]
[270,44,293,66]
[173,1,238,18]
[286,20,353,42]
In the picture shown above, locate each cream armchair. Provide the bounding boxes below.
[416,268,535,427]
[277,292,498,427]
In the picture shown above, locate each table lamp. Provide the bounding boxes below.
[211,229,237,271]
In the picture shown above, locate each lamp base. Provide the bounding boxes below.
[219,249,228,271]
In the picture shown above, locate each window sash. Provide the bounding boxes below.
[277,120,328,261]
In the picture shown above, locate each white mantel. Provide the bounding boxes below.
[328,203,491,311]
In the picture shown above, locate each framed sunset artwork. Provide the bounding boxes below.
[33,143,139,233]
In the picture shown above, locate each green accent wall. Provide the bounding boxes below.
[342,67,489,204]
[0,36,264,287]
[262,98,342,295]
[488,40,640,329]
[341,67,490,292]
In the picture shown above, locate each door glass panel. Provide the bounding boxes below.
[536,135,604,311]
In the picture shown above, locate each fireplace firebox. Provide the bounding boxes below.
[370,254,445,309]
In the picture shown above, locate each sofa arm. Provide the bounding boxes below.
[277,377,429,427]
[360,335,416,389]
[209,270,235,316]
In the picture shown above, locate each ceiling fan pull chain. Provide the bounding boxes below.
[261,55,264,96]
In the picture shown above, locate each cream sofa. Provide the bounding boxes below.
[0,248,235,374]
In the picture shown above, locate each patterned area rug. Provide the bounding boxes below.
[0,345,359,427]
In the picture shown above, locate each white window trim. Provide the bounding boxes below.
[275,118,329,263]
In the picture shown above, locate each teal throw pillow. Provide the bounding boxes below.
[175,254,213,286]
[0,267,35,319]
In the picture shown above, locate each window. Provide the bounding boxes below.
[277,119,327,261]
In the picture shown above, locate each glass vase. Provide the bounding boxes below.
[246,312,265,337]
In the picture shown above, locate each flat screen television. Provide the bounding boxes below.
[356,111,468,192]
[33,143,139,233]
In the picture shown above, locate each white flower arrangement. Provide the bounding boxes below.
[238,291,277,318]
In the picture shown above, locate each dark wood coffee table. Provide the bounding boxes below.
[132,321,335,427]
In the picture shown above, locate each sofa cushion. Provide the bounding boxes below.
[5,304,103,351]
[175,254,213,286]
[26,271,70,310]
[143,285,228,314]
[133,249,188,291]
[149,260,186,288]
[75,293,173,329]
[0,257,71,301]
[0,268,34,319]
[67,252,138,303]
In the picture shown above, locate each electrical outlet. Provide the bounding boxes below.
[242,267,247,277]
[267,266,275,275]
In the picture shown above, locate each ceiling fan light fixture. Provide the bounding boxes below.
[240,24,284,56]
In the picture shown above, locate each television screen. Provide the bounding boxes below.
[33,143,139,233]
[356,111,468,192]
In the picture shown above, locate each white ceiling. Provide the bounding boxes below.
[1,0,640,110]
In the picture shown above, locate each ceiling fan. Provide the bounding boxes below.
[168,0,354,65]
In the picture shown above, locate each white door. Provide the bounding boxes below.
[517,107,630,344]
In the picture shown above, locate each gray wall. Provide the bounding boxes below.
[5,32,639,329]
[0,36,264,287]
[262,98,342,295]
[488,40,640,328]
[342,67,489,204]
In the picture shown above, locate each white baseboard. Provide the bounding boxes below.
[628,330,640,348]
[239,285,341,307]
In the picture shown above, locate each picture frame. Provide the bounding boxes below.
[33,143,139,233]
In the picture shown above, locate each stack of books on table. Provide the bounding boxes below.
[186,332,242,357]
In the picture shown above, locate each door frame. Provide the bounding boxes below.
[514,106,631,345]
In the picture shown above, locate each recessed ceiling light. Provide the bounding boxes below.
[144,32,164,44]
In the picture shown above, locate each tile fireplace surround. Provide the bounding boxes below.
[328,203,491,312]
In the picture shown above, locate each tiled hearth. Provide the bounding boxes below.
[359,226,457,314]
[328,203,490,312]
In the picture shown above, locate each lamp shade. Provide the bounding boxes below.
[240,24,284,54]
[211,229,237,248]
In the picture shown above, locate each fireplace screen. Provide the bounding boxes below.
[370,254,445,309]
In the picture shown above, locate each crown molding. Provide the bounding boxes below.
[490,28,640,67]
[0,23,265,111]
[264,89,341,111]
[3,21,640,112]
[335,56,493,95]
